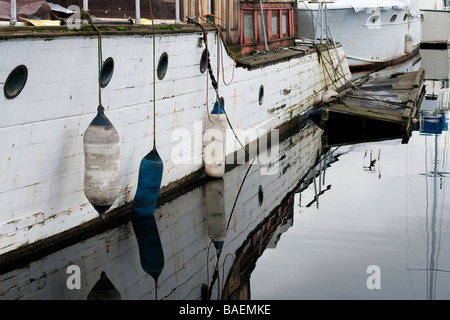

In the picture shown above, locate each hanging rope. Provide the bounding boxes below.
[149,0,157,148]
[87,11,103,107]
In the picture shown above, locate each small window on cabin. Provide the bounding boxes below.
[244,13,255,40]
[258,13,267,38]
[282,12,288,34]
[271,12,279,36]
[390,15,397,22]
[403,13,408,21]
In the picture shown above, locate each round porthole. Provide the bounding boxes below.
[403,13,409,21]
[370,16,379,24]
[390,15,397,22]
[258,85,264,105]
[157,52,169,80]
[4,65,28,99]
[200,49,208,74]
[100,57,114,88]
[258,185,264,206]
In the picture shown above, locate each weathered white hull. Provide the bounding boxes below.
[0,27,351,257]
[420,9,450,45]
[297,0,422,70]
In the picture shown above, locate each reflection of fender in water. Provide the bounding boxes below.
[87,271,121,300]
[131,214,165,298]
[205,178,227,252]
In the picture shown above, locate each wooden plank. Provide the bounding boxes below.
[413,67,425,88]
[394,82,415,90]
[402,108,411,119]
[342,98,404,113]
[328,103,404,123]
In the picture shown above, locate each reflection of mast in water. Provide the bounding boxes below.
[298,148,338,209]
[407,126,449,300]
[427,134,438,300]
[425,129,450,300]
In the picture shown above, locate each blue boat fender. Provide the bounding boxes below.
[132,147,164,217]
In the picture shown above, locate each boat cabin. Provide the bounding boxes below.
[1,0,297,56]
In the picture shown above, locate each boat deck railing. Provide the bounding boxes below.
[4,0,197,26]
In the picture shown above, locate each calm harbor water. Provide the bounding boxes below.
[252,131,450,300]
[0,48,449,301]
[251,49,450,300]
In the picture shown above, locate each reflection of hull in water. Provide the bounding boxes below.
[0,120,324,300]
[220,141,344,300]
[221,192,296,300]
[420,49,450,80]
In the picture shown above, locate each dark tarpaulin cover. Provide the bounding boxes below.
[0,0,52,21]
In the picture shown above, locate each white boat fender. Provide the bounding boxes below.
[83,105,121,219]
[405,34,413,54]
[204,100,227,178]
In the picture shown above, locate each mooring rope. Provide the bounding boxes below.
[87,11,103,107]
[149,0,157,148]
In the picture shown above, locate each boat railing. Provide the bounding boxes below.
[5,0,213,27]
[10,0,16,25]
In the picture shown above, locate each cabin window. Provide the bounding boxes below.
[271,12,279,37]
[241,2,294,53]
[244,13,255,42]
[258,13,267,38]
[403,13,408,21]
[390,15,397,22]
[282,12,288,35]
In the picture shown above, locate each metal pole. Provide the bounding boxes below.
[10,0,16,25]
[259,0,269,51]
[314,3,319,44]
[208,0,211,14]
[325,3,329,42]
[83,0,88,11]
[320,3,324,43]
[135,0,141,24]
[175,0,180,23]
